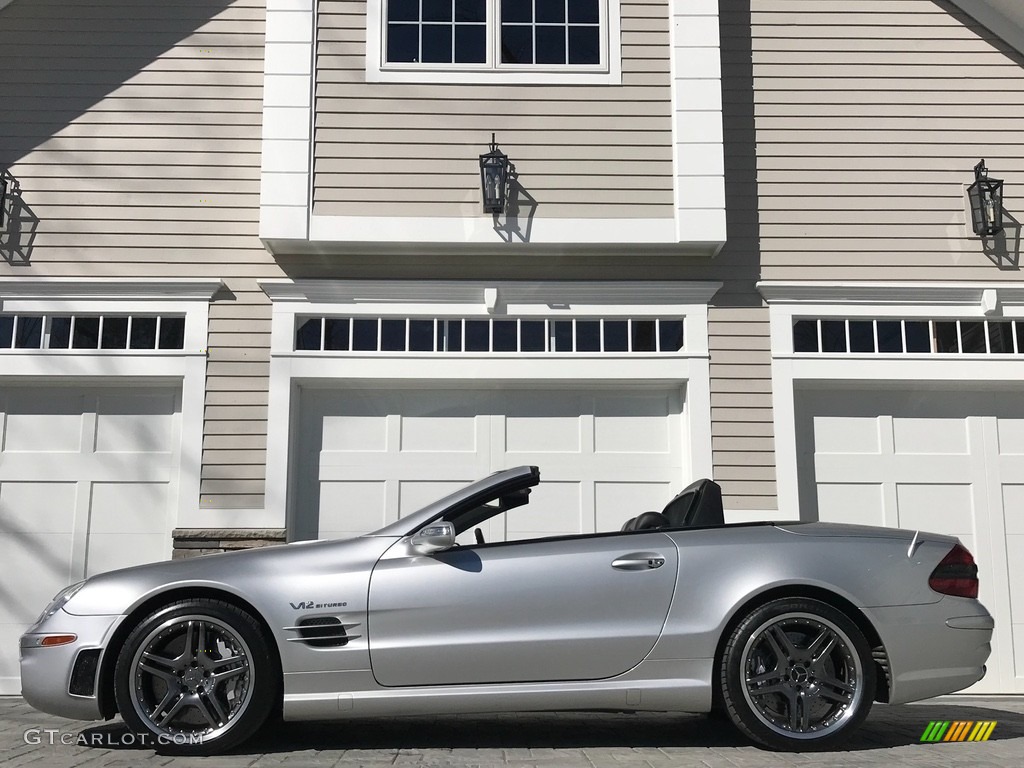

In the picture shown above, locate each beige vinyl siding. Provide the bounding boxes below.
[708,305,776,510]
[0,0,280,511]
[313,0,675,219]
[740,0,1024,279]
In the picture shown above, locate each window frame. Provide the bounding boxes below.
[365,0,622,85]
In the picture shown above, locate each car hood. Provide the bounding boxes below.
[62,534,396,616]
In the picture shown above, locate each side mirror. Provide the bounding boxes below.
[410,521,456,555]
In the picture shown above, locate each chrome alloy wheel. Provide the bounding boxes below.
[739,612,864,739]
[128,615,254,742]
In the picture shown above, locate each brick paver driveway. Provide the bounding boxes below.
[2,695,1022,767]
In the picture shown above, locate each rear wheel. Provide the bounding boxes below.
[720,598,875,751]
[114,599,277,755]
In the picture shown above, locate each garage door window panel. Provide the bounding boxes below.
[792,318,1024,356]
[0,314,184,352]
[293,315,686,354]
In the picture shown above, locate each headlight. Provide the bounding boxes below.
[37,581,86,623]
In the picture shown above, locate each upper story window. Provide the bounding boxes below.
[368,0,620,84]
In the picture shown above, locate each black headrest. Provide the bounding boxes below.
[662,479,724,528]
[632,511,669,531]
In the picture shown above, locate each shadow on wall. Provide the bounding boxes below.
[713,0,762,307]
[0,169,38,265]
[0,0,238,258]
[982,211,1021,269]
[492,173,538,244]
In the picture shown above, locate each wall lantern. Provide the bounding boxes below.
[479,133,514,215]
[967,159,1004,237]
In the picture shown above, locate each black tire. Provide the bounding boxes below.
[719,598,875,751]
[113,599,278,755]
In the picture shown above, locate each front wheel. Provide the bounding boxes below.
[113,599,277,755]
[720,598,875,751]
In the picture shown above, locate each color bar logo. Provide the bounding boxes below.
[920,721,997,742]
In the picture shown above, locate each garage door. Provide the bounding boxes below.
[796,387,1024,694]
[0,385,182,695]
[294,387,686,543]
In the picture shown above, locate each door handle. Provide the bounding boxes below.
[612,554,666,571]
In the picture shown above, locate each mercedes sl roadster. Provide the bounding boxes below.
[20,466,992,754]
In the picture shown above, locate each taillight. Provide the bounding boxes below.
[929,543,979,598]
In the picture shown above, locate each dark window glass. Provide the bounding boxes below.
[960,321,986,354]
[387,24,419,62]
[536,26,566,64]
[568,0,599,23]
[632,320,656,352]
[455,0,486,22]
[389,0,419,21]
[423,0,452,21]
[568,26,599,64]
[554,320,573,352]
[493,320,517,351]
[877,321,902,353]
[422,24,453,63]
[130,317,157,349]
[440,320,462,351]
[455,25,486,62]
[604,320,628,352]
[73,317,100,349]
[101,316,129,349]
[905,321,930,353]
[410,320,434,351]
[849,320,874,353]
[821,320,846,353]
[324,318,350,350]
[50,317,72,349]
[521,320,546,351]
[14,315,42,349]
[537,0,565,23]
[353,318,379,351]
[381,319,406,351]
[576,320,600,352]
[989,321,1014,354]
[792,320,818,353]
[501,26,532,63]
[296,318,322,350]
[0,316,12,347]
[659,319,685,352]
[465,320,490,351]
[1017,322,1024,356]
[502,0,532,23]
[934,321,958,353]
[158,317,185,350]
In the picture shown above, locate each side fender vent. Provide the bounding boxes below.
[285,617,359,648]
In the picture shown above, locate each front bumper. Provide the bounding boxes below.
[869,597,993,704]
[20,610,123,721]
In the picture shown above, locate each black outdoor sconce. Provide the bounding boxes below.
[479,133,514,214]
[968,159,1004,236]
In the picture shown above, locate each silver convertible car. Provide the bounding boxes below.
[21,466,992,754]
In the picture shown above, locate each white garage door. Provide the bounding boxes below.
[294,387,687,543]
[0,385,182,695]
[796,388,1024,694]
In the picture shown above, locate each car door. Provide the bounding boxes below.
[367,531,679,687]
